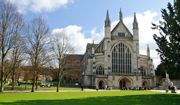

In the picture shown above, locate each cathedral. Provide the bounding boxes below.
[81,9,156,89]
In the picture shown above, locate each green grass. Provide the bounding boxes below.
[0,91,179,105]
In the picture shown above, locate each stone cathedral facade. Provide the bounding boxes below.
[81,10,156,89]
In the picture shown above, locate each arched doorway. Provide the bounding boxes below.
[98,80,105,89]
[142,81,148,89]
[119,78,131,90]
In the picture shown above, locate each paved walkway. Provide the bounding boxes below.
[151,90,180,94]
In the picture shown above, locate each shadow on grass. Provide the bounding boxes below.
[0,94,180,105]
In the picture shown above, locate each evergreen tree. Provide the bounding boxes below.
[153,0,180,79]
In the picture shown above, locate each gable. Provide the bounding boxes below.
[95,39,104,53]
[111,21,133,37]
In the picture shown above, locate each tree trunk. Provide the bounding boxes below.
[35,75,38,90]
[0,57,5,92]
[0,68,4,92]
[56,68,61,92]
[11,67,16,90]
[31,70,36,92]
[56,73,60,92]
[56,79,60,92]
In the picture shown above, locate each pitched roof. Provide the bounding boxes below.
[66,54,84,61]
[111,21,133,37]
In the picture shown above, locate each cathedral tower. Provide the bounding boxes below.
[119,8,123,22]
[133,13,139,72]
[133,12,139,54]
[147,44,150,58]
[105,10,111,38]
[104,10,111,74]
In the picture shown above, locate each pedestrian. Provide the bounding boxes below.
[81,85,84,91]
[96,85,99,91]
[171,86,176,93]
[105,85,107,90]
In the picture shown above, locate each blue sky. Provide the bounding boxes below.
[21,0,172,30]
[9,0,173,66]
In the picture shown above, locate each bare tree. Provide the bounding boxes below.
[26,16,49,92]
[2,60,12,84]
[0,1,24,92]
[50,32,73,92]
[10,35,26,90]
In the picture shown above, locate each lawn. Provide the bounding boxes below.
[0,91,179,105]
[4,85,80,91]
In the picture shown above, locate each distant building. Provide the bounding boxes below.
[81,9,155,89]
[14,55,83,84]
[63,54,83,83]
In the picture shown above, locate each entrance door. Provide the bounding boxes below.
[98,80,104,89]
[119,79,126,89]
[119,78,131,90]
[142,81,148,89]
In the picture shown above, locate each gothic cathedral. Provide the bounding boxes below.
[81,9,155,89]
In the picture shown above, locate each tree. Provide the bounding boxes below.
[152,0,180,79]
[155,62,179,79]
[50,33,73,92]
[0,1,24,92]
[10,35,26,90]
[26,16,49,92]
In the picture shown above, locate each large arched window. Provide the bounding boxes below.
[112,43,132,73]
[96,66,104,75]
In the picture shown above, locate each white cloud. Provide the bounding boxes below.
[52,25,101,54]
[90,28,104,43]
[7,0,73,13]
